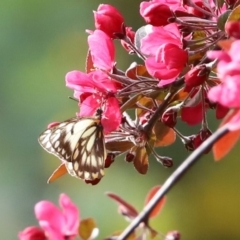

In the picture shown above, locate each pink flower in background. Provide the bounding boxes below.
[208,40,240,130]
[207,40,240,80]
[88,30,115,72]
[18,226,46,240]
[35,194,79,240]
[94,4,124,38]
[19,194,79,240]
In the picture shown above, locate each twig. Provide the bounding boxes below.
[116,125,229,240]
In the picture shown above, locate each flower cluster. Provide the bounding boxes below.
[39,0,240,184]
[29,1,240,239]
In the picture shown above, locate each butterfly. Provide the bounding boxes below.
[38,110,107,181]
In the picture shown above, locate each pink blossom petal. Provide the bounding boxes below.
[102,97,121,133]
[88,30,115,72]
[208,75,240,108]
[90,70,118,93]
[66,71,95,93]
[146,56,179,80]
[141,23,182,56]
[78,95,100,117]
[35,201,64,236]
[59,194,79,236]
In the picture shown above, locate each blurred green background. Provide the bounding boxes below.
[1,0,240,239]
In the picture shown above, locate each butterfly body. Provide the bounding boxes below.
[38,114,106,181]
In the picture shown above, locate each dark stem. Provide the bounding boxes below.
[143,88,178,134]
[116,125,229,240]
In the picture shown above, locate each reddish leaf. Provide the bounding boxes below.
[133,147,149,175]
[213,129,240,161]
[144,186,166,219]
[154,122,176,147]
[47,163,67,183]
[78,218,98,240]
[106,192,138,220]
[106,140,134,152]
[213,110,240,161]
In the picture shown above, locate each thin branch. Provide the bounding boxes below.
[116,125,229,240]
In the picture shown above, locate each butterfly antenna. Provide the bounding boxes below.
[68,96,78,102]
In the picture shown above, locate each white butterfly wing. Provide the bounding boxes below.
[38,117,106,181]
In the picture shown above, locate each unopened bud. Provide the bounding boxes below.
[184,65,210,91]
[225,21,240,39]
[94,4,124,38]
[161,109,177,128]
[105,153,116,168]
[125,152,135,162]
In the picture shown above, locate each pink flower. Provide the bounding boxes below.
[94,4,124,38]
[141,23,187,84]
[208,41,240,108]
[19,194,79,240]
[34,194,79,240]
[140,0,173,26]
[225,21,240,39]
[88,30,115,72]
[207,40,240,79]
[141,23,182,56]
[207,40,240,130]
[145,42,188,84]
[140,0,186,26]
[18,226,46,240]
[184,65,210,92]
[208,75,240,108]
[66,70,121,133]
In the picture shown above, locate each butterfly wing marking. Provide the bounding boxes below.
[68,121,106,180]
[38,118,78,162]
[38,117,107,181]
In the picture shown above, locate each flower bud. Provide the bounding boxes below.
[104,153,115,168]
[125,152,135,162]
[184,65,210,91]
[94,4,124,38]
[183,135,196,151]
[140,2,172,26]
[193,128,212,153]
[225,21,240,39]
[161,109,177,128]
